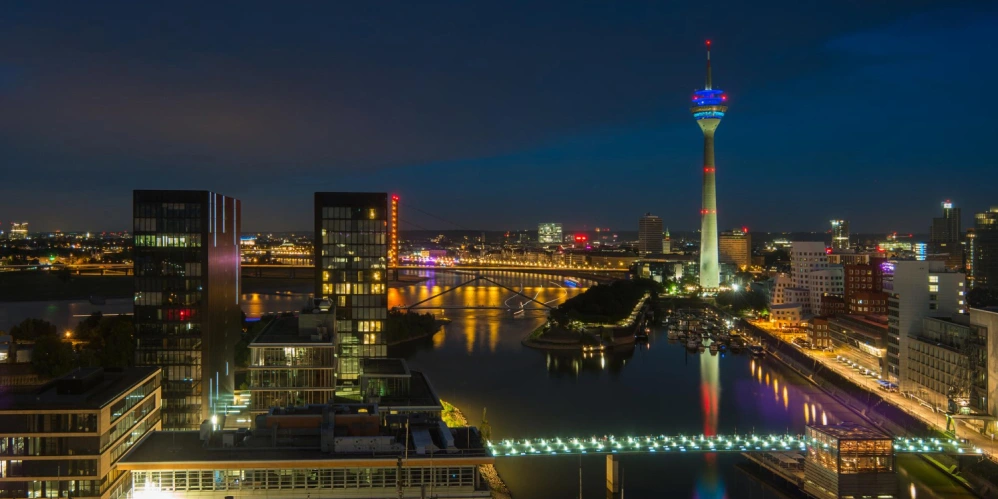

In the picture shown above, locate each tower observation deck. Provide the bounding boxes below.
[691,40,728,290]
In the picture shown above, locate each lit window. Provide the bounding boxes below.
[928,285,938,293]
[928,276,939,283]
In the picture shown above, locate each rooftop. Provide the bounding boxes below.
[2,367,158,411]
[362,358,410,376]
[810,423,891,442]
[251,315,334,345]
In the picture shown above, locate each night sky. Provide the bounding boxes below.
[1,1,996,233]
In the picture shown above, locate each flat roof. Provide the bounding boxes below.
[809,423,890,441]
[251,316,333,345]
[378,371,440,408]
[3,367,158,411]
[119,429,490,468]
[362,358,410,376]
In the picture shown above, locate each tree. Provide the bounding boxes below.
[97,319,135,368]
[10,318,57,341]
[31,334,76,378]
[75,312,104,342]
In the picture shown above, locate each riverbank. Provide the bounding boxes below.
[743,318,997,497]
[0,273,132,302]
[439,399,511,499]
[385,326,441,346]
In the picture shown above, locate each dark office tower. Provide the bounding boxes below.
[314,192,388,395]
[930,200,963,269]
[133,190,242,429]
[973,207,998,289]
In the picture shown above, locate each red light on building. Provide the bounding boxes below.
[742,226,748,233]
[389,195,399,267]
[574,234,588,243]
[825,247,833,254]
[877,246,886,253]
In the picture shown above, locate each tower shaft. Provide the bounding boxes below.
[699,121,719,289]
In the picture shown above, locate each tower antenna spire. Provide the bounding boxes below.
[705,40,712,90]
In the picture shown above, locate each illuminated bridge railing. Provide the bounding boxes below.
[486,434,983,457]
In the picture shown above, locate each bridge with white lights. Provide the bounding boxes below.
[485,434,983,457]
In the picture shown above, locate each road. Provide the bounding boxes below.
[751,320,996,461]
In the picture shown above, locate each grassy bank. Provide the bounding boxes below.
[441,399,468,427]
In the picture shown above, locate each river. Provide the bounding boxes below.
[1,270,972,498]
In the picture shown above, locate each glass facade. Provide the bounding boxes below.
[0,369,162,499]
[315,193,388,393]
[131,466,479,495]
[804,426,895,499]
[133,191,241,429]
[537,223,563,244]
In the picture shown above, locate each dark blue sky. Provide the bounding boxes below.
[1,1,996,233]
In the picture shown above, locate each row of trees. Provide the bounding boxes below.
[715,289,770,316]
[550,278,663,325]
[7,313,135,378]
[385,309,438,343]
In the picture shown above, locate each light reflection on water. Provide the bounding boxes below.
[7,270,973,498]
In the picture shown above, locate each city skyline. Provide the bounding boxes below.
[1,2,996,233]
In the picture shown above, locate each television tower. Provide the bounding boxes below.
[691,40,727,290]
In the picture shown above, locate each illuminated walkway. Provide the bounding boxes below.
[486,434,982,456]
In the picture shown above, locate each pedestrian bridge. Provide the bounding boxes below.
[487,434,983,457]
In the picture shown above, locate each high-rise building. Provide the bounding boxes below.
[133,190,242,430]
[973,207,998,290]
[315,192,388,395]
[638,213,663,255]
[663,228,672,254]
[690,40,727,289]
[538,223,563,245]
[0,367,162,499]
[9,222,28,240]
[930,200,963,270]
[830,219,850,251]
[719,228,751,271]
[884,260,965,387]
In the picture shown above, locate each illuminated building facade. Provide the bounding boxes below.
[9,222,28,240]
[246,310,336,412]
[133,190,242,430]
[119,361,492,499]
[885,260,965,386]
[663,228,671,253]
[389,194,399,267]
[718,228,750,271]
[638,213,663,255]
[691,41,727,289]
[0,367,162,499]
[803,424,896,499]
[973,207,998,289]
[538,222,563,245]
[830,219,850,251]
[314,192,388,395]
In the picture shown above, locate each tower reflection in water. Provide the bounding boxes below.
[695,351,727,499]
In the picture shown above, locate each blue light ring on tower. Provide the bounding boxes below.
[691,89,727,106]
[692,107,727,120]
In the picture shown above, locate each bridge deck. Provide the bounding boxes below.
[487,434,982,457]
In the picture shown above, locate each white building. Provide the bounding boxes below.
[886,260,965,387]
[538,223,563,245]
[785,242,844,317]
